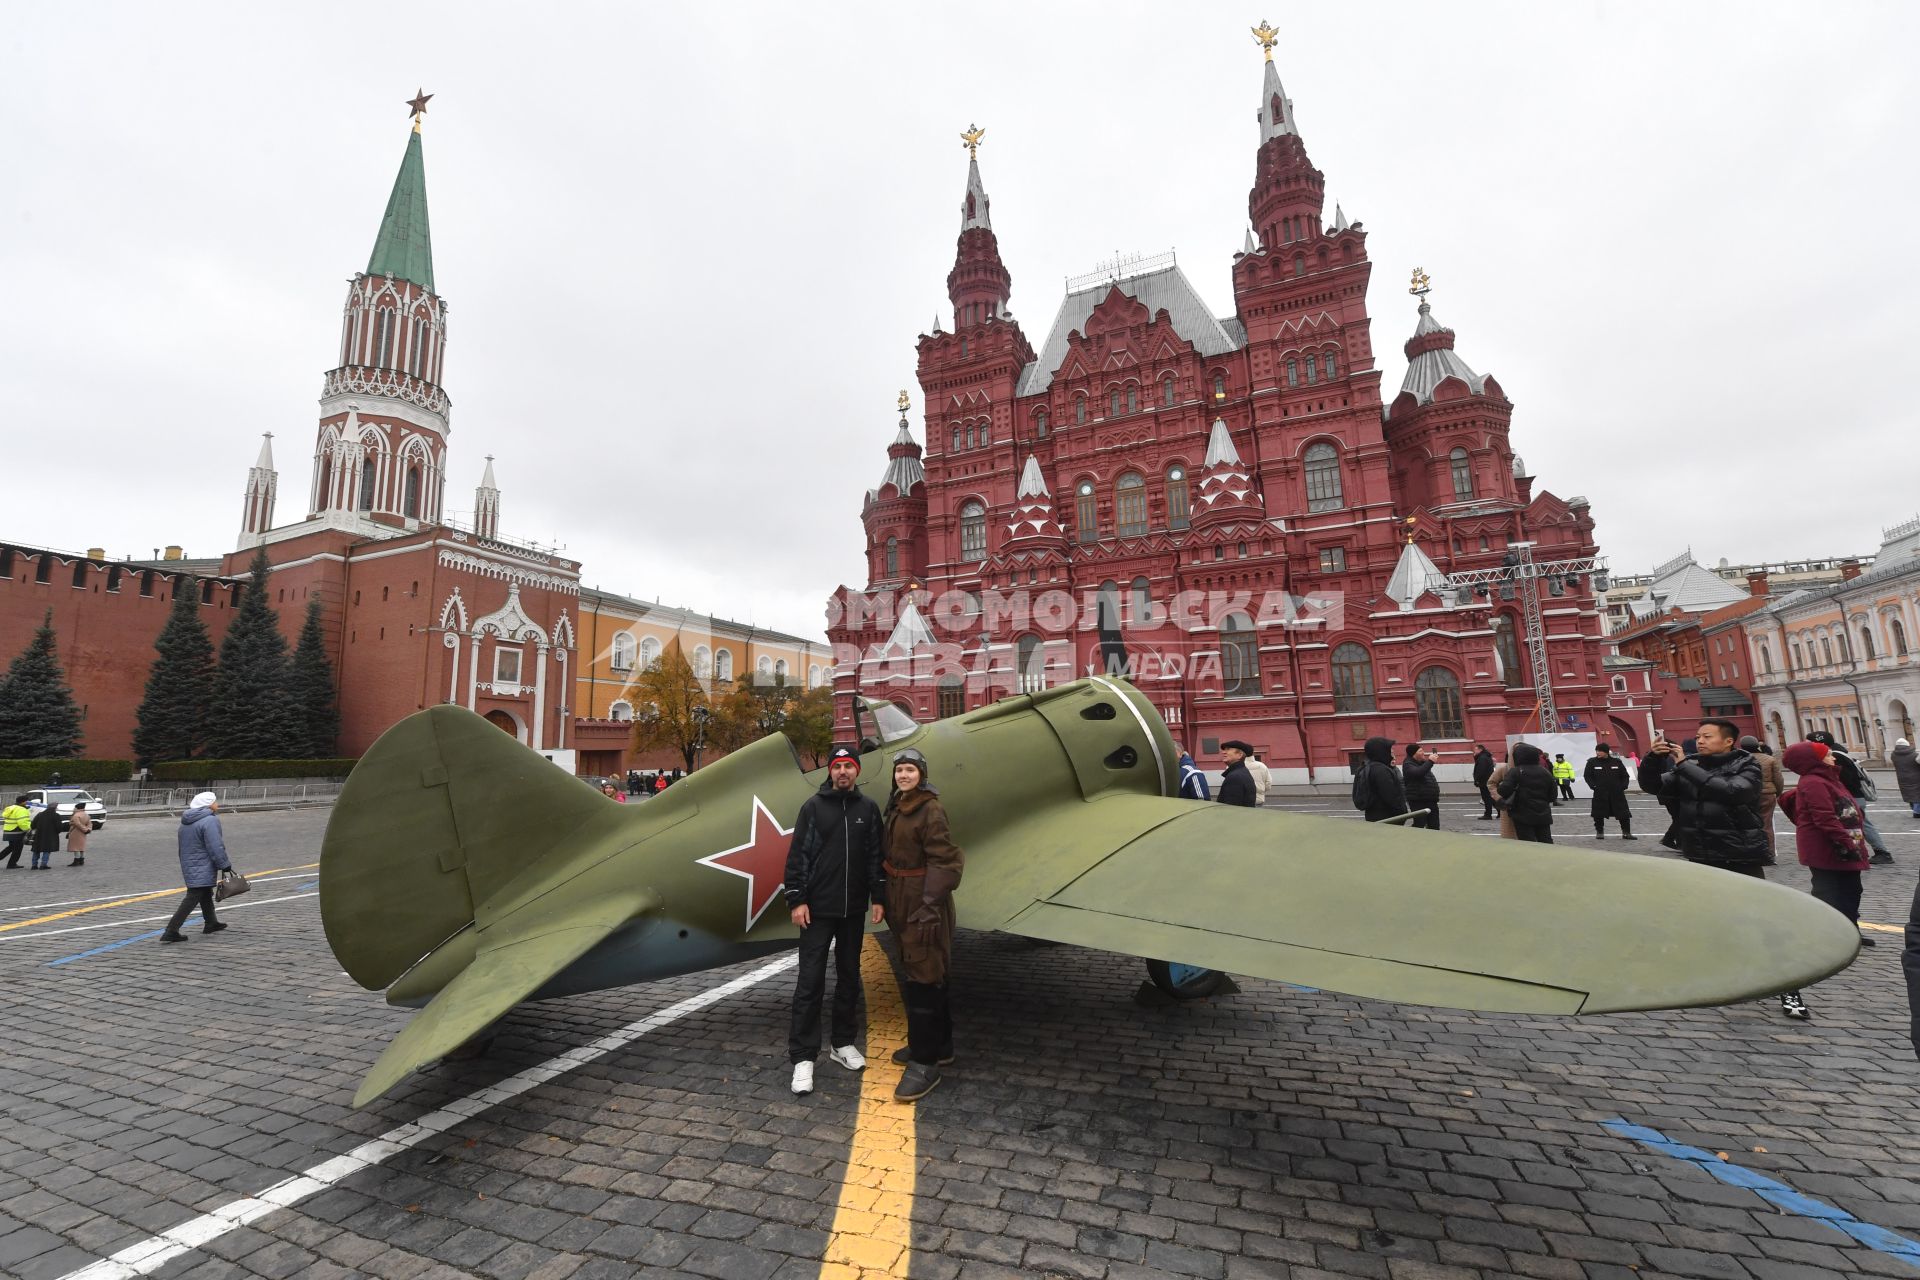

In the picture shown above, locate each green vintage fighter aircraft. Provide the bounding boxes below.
[322,676,1858,1107]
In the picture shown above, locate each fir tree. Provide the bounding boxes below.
[0,610,83,759]
[132,576,216,764]
[206,548,295,757]
[285,599,340,758]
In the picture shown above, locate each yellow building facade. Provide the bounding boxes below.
[571,586,833,776]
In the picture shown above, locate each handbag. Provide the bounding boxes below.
[214,870,251,902]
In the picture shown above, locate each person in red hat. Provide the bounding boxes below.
[783,745,885,1096]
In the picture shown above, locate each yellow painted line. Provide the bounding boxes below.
[1862,922,1903,934]
[821,935,917,1279]
[0,862,319,933]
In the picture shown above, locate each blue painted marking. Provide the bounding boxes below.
[1603,1118,1920,1266]
[1282,983,1320,993]
[294,880,319,891]
[49,930,167,966]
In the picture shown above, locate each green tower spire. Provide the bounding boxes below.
[366,125,435,293]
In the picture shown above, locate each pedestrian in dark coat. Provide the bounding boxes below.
[1472,745,1496,821]
[1402,743,1440,830]
[1583,744,1636,839]
[28,804,62,870]
[880,748,963,1102]
[1497,743,1558,843]
[1891,738,1920,819]
[161,791,233,941]
[783,746,885,1095]
[1215,740,1258,808]
[1637,721,1769,871]
[1352,736,1408,823]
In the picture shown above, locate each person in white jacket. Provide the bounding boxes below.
[1246,753,1270,807]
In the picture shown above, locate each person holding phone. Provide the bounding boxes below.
[1637,720,1769,873]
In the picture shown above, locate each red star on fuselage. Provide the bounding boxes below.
[696,797,794,931]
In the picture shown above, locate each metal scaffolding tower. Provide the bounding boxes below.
[1427,542,1609,734]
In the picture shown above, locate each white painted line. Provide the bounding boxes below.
[2,873,316,914]
[57,952,799,1279]
[0,893,320,943]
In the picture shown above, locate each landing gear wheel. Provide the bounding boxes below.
[1146,959,1228,1000]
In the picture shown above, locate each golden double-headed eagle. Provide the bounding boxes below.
[960,124,986,158]
[1251,20,1280,60]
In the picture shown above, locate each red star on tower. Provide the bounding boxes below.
[697,797,795,931]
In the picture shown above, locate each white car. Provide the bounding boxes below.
[22,788,109,831]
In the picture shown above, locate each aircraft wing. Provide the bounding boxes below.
[973,796,1858,1014]
[353,887,656,1108]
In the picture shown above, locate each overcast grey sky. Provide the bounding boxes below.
[6,2,1915,637]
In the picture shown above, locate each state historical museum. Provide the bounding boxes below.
[828,34,1609,782]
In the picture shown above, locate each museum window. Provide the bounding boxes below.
[1075,481,1097,543]
[951,426,961,452]
[1304,442,1344,512]
[965,425,975,450]
[1115,472,1147,537]
[1017,634,1045,693]
[1035,409,1048,436]
[1492,616,1526,688]
[495,647,522,686]
[1074,395,1087,424]
[1894,618,1909,656]
[404,465,421,518]
[1126,385,1139,414]
[1287,359,1298,387]
[1319,546,1345,573]
[1331,642,1376,713]
[1415,666,1465,739]
[978,420,990,447]
[885,536,899,578]
[1162,376,1175,407]
[959,501,987,561]
[1304,354,1318,384]
[1221,613,1259,697]
[1294,255,1306,277]
[1212,372,1226,400]
[1325,349,1338,379]
[937,674,965,720]
[1109,389,1122,417]
[1862,627,1875,660]
[1130,575,1152,624]
[1450,448,1474,501]
[1166,466,1190,530]
[611,632,636,672]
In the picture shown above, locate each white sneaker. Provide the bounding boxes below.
[790,1061,814,1095]
[829,1044,866,1071]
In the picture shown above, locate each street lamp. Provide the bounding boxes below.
[691,703,712,771]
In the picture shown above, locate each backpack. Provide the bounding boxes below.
[1351,766,1374,812]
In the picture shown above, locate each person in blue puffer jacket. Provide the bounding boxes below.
[161,791,234,942]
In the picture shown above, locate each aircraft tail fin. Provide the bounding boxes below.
[353,888,656,1107]
[321,704,614,992]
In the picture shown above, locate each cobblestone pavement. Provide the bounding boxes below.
[1,796,1918,1280]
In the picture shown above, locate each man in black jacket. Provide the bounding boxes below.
[1472,745,1496,820]
[1402,743,1441,830]
[1216,741,1259,807]
[1353,736,1409,823]
[1637,719,1768,871]
[1584,743,1636,839]
[1498,743,1559,842]
[784,745,885,1095]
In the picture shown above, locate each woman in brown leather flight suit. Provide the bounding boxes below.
[880,748,964,1102]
